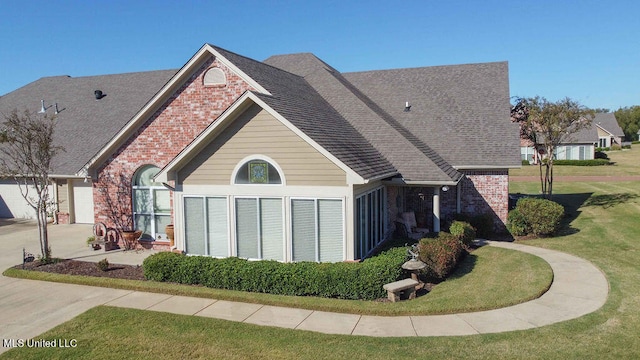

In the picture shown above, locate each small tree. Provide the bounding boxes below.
[0,109,63,261]
[511,96,594,198]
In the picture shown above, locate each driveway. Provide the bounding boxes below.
[0,220,154,355]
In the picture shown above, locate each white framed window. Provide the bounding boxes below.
[184,196,229,257]
[291,198,343,262]
[133,165,171,241]
[235,197,284,261]
[233,157,284,185]
[355,187,386,259]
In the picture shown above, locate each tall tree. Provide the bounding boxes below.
[614,105,640,141]
[511,96,595,199]
[0,109,63,261]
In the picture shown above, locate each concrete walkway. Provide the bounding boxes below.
[0,221,609,354]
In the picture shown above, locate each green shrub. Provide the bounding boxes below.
[611,144,622,151]
[449,220,476,247]
[553,159,610,166]
[594,151,609,160]
[142,251,185,282]
[417,232,464,280]
[514,197,565,236]
[595,147,610,152]
[521,159,530,165]
[142,247,407,300]
[96,258,109,272]
[506,208,529,236]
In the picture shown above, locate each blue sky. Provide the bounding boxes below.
[1,0,638,110]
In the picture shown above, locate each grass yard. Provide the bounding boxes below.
[4,148,640,359]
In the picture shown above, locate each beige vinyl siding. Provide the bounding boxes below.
[56,180,69,213]
[180,105,346,186]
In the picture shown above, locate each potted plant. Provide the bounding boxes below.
[165,224,174,247]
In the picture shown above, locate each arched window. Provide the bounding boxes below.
[234,159,282,184]
[132,165,171,241]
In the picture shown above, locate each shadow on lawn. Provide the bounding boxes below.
[583,193,639,209]
[551,193,593,236]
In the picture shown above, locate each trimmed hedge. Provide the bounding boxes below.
[508,197,564,236]
[417,232,464,280]
[142,247,407,300]
[449,220,476,247]
[553,159,610,166]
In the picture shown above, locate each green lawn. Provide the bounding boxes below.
[4,152,640,358]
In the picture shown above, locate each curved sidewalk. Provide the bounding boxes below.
[101,241,609,337]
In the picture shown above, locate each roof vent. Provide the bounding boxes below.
[38,99,47,113]
[404,101,411,112]
[94,90,106,100]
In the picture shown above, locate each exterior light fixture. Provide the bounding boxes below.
[442,185,449,192]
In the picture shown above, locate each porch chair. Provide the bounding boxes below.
[395,211,429,240]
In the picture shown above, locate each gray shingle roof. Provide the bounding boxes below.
[211,46,397,179]
[1,44,518,183]
[265,54,518,182]
[343,62,520,169]
[0,70,177,175]
[595,112,624,137]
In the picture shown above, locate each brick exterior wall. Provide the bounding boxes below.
[56,212,70,225]
[459,170,509,231]
[93,56,254,246]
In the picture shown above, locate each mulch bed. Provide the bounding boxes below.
[16,259,145,281]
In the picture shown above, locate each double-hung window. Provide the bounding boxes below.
[184,196,229,256]
[235,197,284,261]
[291,198,343,262]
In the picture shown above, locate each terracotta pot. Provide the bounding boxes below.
[121,230,142,250]
[165,224,175,247]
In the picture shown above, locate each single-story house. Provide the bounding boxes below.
[1,44,520,261]
[520,112,623,164]
[594,113,624,148]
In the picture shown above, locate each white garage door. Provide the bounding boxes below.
[0,179,37,219]
[71,180,95,224]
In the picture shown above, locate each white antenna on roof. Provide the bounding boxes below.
[38,100,46,113]
[54,103,60,114]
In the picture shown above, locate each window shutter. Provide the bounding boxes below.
[318,199,343,262]
[184,197,205,255]
[260,198,283,261]
[292,199,316,261]
[236,198,258,259]
[207,197,228,257]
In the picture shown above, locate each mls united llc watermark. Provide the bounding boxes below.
[3,338,77,348]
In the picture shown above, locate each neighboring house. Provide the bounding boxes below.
[520,123,598,164]
[520,112,623,164]
[594,113,624,148]
[0,44,520,261]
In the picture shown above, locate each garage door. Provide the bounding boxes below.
[0,179,37,219]
[71,180,95,224]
